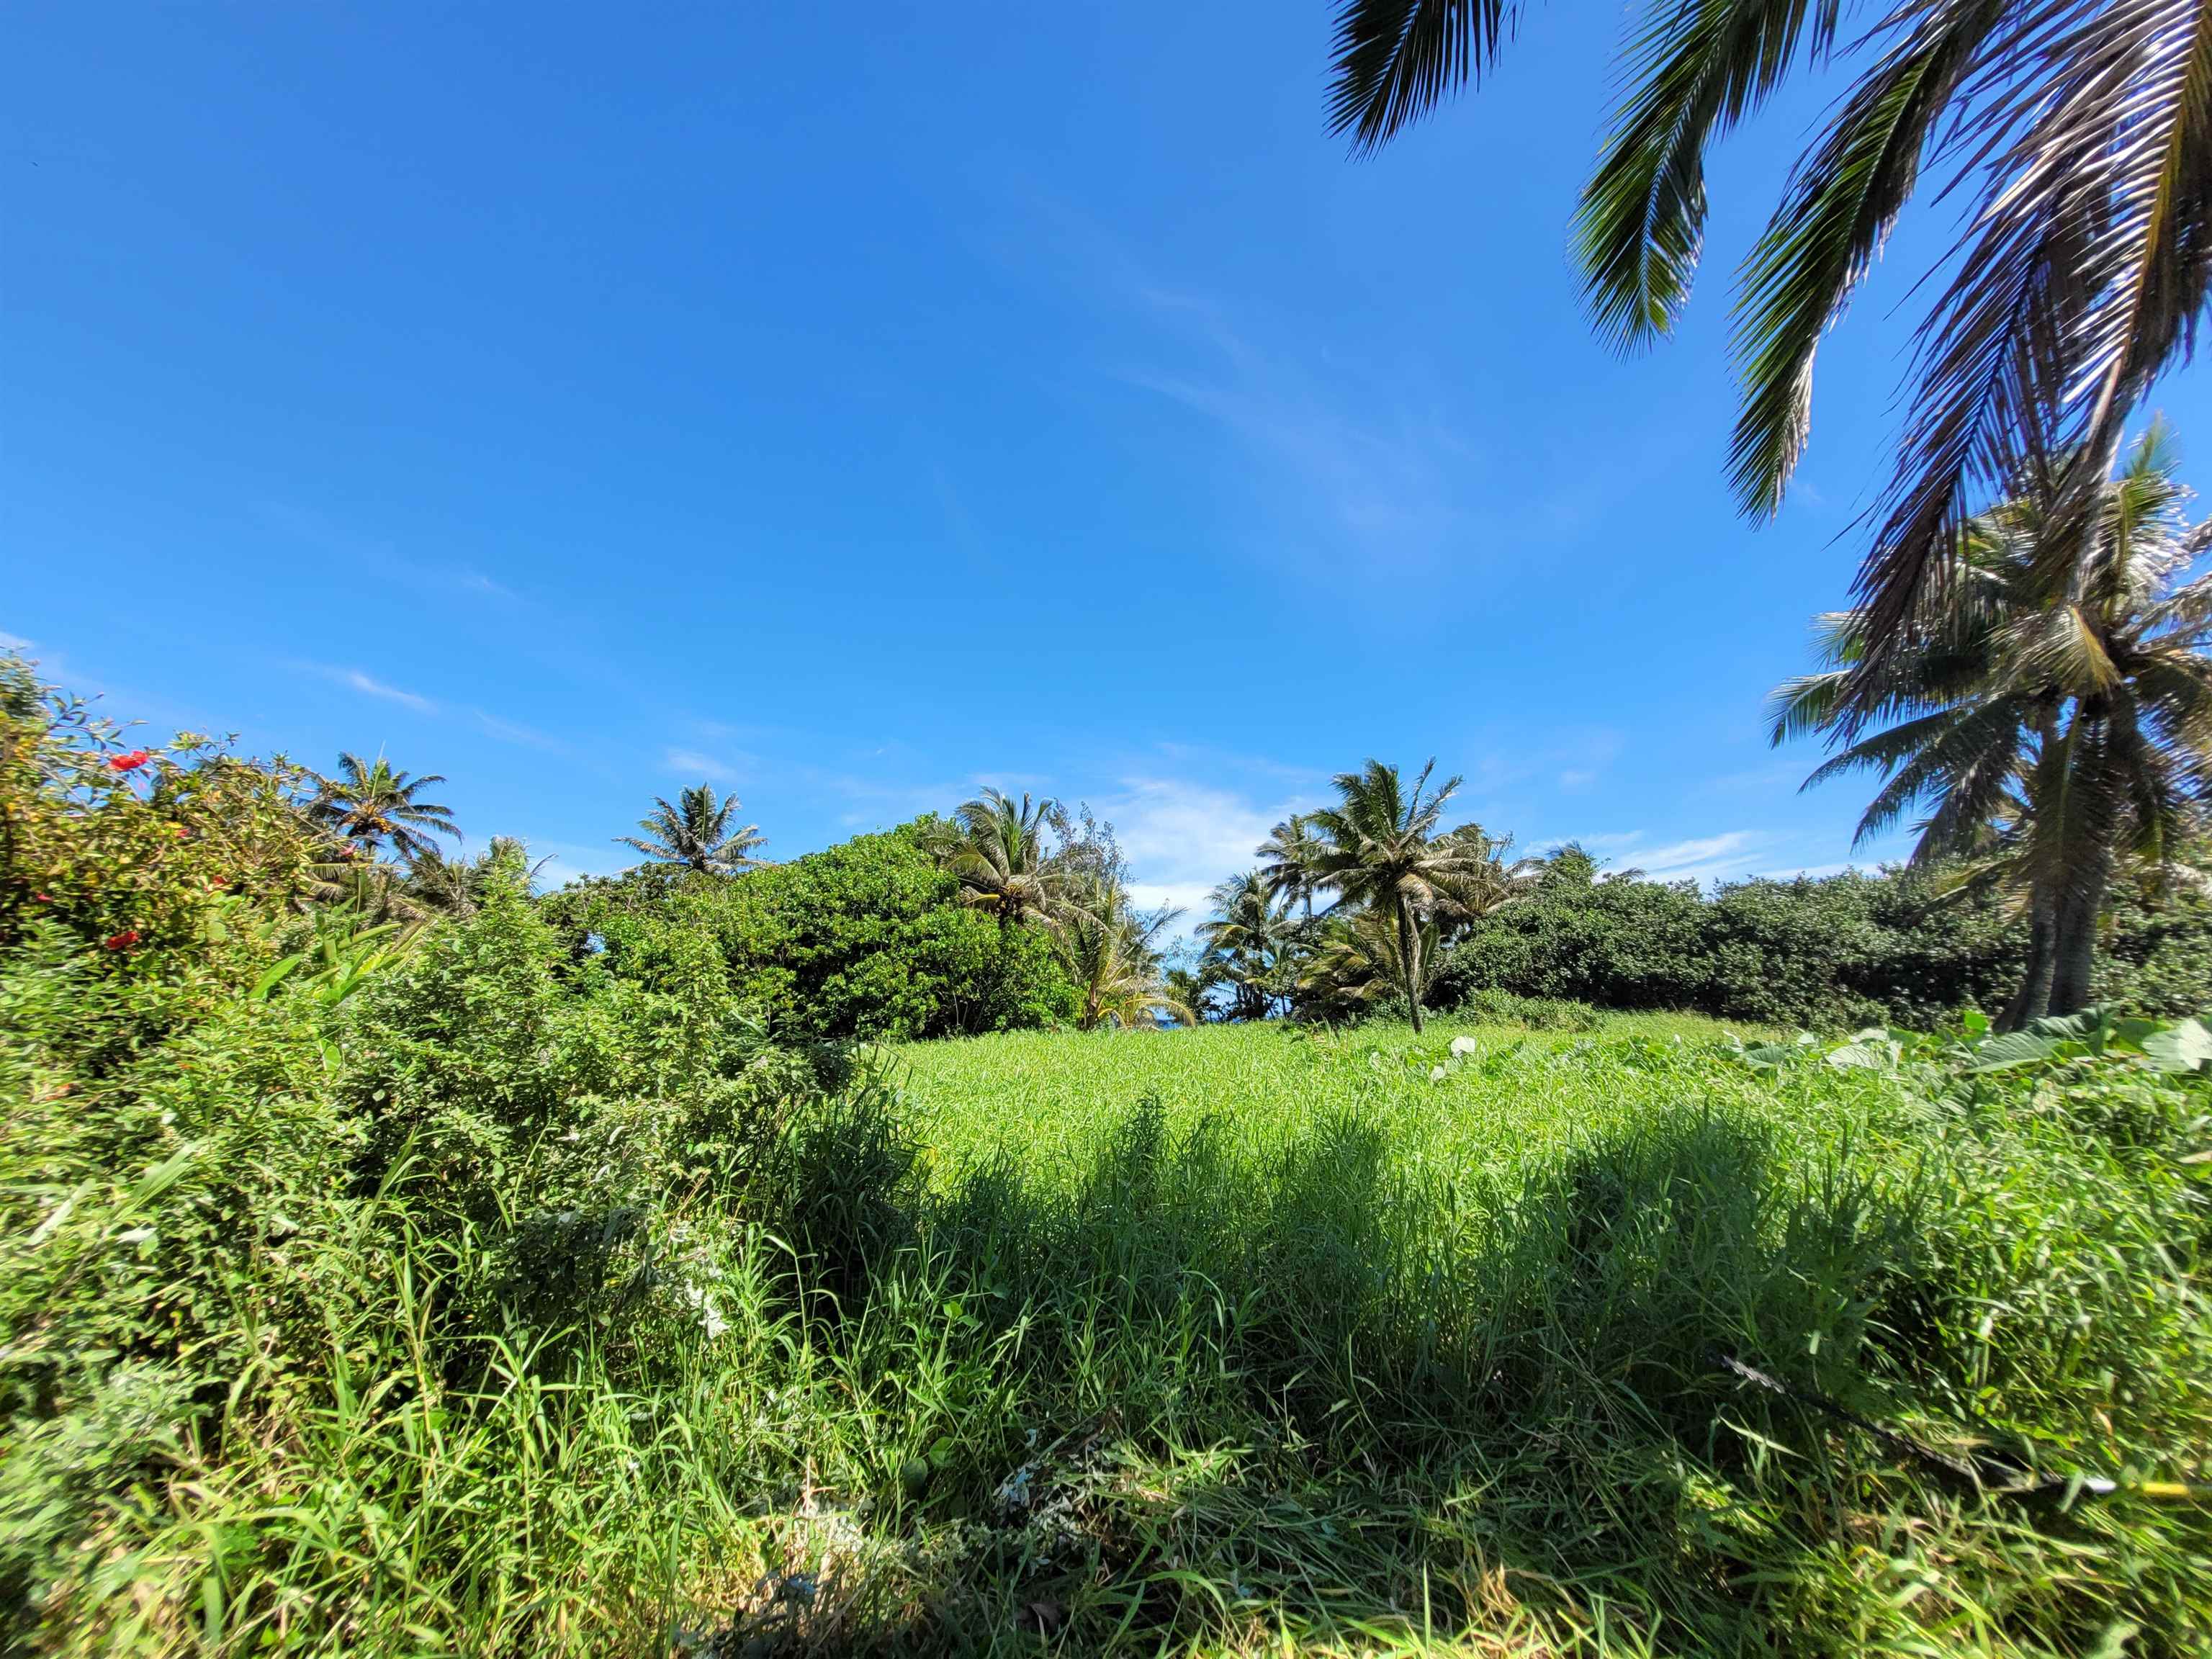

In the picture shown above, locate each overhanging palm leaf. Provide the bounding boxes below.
[1327,0,2212,709]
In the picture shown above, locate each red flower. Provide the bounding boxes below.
[209,876,228,889]
[103,930,141,950]
[33,893,53,903]
[172,824,189,839]
[107,750,151,773]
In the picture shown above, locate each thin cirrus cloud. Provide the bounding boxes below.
[1549,829,1862,888]
[663,747,752,785]
[302,662,562,750]
[318,664,438,714]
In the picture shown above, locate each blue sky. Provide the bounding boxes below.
[9,4,2209,918]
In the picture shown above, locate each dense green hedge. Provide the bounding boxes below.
[546,822,1075,1043]
[1432,856,2211,1029]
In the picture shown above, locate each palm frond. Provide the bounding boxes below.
[1327,0,1521,153]
[1730,0,2000,513]
[1579,0,1842,349]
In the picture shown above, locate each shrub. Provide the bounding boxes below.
[549,822,1076,1041]
[1431,860,2210,1029]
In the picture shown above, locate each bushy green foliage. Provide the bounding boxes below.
[550,822,1076,1041]
[1432,858,2211,1029]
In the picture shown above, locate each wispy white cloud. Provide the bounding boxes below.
[1018,202,1481,572]
[1542,828,1866,889]
[302,662,559,748]
[0,629,32,652]
[307,663,439,714]
[472,709,563,751]
[664,747,752,785]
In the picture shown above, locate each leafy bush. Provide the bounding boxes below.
[1434,858,2208,1029]
[549,822,1076,1041]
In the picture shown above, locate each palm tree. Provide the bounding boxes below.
[618,785,766,876]
[404,837,549,917]
[1162,963,1220,1023]
[923,788,1070,931]
[1326,0,2212,703]
[1256,812,1327,917]
[1773,423,2212,1025]
[1299,905,1440,1020]
[1303,760,1511,1033]
[310,752,459,862]
[1053,880,1192,1030]
[1197,869,1299,1020]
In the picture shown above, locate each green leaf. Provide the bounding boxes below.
[1969,1031,2058,1072]
[247,953,304,1002]
[2141,1019,2212,1074]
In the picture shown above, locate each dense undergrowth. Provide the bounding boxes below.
[4,664,2210,1655]
[8,907,2211,1655]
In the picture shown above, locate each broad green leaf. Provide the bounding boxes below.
[1969,1032,2058,1072]
[2141,1019,2212,1074]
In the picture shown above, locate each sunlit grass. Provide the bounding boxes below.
[34,1017,2212,1656]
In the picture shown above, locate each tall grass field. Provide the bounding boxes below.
[20,961,2209,1658]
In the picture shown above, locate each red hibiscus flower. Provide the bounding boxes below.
[107,750,151,773]
[103,929,141,950]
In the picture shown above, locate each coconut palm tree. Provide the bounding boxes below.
[1256,812,1326,917]
[1326,0,2212,703]
[619,785,766,876]
[1053,880,1192,1030]
[1163,963,1221,1023]
[1303,760,1511,1033]
[1773,423,2212,1025]
[403,837,549,917]
[1197,869,1299,1020]
[923,788,1071,931]
[1299,904,1441,1020]
[310,752,459,862]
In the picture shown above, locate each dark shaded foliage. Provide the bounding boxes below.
[1434,860,2211,1029]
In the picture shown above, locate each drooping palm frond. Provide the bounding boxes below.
[1843,0,2212,693]
[1578,0,1843,349]
[1327,0,2212,702]
[1327,0,1523,153]
[1730,0,2001,514]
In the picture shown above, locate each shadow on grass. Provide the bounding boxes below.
[724,1094,1955,1655]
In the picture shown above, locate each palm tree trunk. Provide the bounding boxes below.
[1999,894,2057,1032]
[2048,860,2110,1017]
[1398,896,1424,1035]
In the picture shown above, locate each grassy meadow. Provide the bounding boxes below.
[815,1015,2210,1657]
[897,1013,1771,1187]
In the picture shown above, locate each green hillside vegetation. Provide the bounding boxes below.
[3,655,2208,1657]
